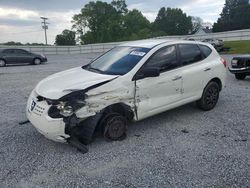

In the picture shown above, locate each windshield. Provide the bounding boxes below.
[84,46,150,75]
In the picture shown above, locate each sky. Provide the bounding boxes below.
[0,0,225,44]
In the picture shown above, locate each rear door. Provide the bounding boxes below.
[177,44,211,101]
[2,49,16,63]
[135,45,183,120]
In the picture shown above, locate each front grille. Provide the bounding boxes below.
[33,104,45,116]
[246,60,250,67]
[232,59,245,68]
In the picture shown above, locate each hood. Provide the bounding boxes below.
[35,67,118,99]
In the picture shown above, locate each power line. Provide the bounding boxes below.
[40,17,49,45]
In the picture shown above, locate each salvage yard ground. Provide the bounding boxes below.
[0,54,249,187]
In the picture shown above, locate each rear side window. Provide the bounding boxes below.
[2,49,15,54]
[145,45,178,72]
[199,45,212,58]
[178,44,203,65]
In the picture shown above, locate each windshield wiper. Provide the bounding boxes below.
[88,66,104,74]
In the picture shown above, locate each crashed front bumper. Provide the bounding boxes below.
[26,90,70,142]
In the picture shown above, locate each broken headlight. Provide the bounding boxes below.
[57,102,74,117]
[48,91,86,118]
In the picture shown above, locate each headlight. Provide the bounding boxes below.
[231,59,238,66]
[40,54,46,58]
[57,102,74,117]
[48,91,86,118]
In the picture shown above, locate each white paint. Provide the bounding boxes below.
[27,39,226,142]
[35,67,118,99]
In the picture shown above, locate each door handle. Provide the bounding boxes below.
[204,67,211,72]
[172,76,182,81]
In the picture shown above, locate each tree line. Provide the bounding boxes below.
[55,0,250,45]
[56,0,198,45]
[213,0,250,32]
[3,0,249,46]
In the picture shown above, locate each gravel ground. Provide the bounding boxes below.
[0,54,249,188]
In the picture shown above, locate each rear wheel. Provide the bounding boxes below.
[235,74,246,80]
[103,113,127,141]
[197,82,220,111]
[0,59,6,67]
[33,58,41,65]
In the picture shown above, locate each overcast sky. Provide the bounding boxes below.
[0,0,225,44]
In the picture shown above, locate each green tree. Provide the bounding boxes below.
[4,41,23,46]
[153,7,193,35]
[123,9,151,40]
[72,1,126,44]
[213,0,250,32]
[111,0,128,14]
[55,29,76,45]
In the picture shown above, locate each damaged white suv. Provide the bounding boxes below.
[27,39,226,146]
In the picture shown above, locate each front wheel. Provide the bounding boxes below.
[197,82,220,111]
[33,58,41,65]
[103,113,127,141]
[235,74,246,80]
[0,59,6,67]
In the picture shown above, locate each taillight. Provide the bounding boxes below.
[220,58,227,68]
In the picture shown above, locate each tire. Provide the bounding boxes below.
[235,74,246,80]
[33,58,41,65]
[102,113,127,141]
[0,59,6,67]
[197,82,220,111]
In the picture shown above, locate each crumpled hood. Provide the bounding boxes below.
[35,67,118,99]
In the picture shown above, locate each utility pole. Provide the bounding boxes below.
[40,17,49,45]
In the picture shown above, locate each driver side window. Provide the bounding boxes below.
[144,45,178,72]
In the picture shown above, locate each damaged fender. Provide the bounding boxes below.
[64,78,136,144]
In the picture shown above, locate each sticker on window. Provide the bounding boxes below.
[130,51,146,57]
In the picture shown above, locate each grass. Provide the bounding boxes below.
[223,40,250,54]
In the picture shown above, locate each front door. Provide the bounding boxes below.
[135,45,183,120]
[14,49,32,63]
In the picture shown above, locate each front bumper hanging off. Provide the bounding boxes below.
[26,90,70,142]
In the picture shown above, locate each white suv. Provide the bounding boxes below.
[26,39,226,146]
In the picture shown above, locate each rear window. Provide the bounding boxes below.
[178,44,203,65]
[199,45,212,58]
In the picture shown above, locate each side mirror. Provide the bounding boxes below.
[135,67,160,80]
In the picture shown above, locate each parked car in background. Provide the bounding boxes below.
[184,38,196,41]
[0,48,47,67]
[202,38,224,51]
[229,55,250,80]
[26,39,226,149]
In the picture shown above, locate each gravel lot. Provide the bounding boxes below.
[0,54,249,187]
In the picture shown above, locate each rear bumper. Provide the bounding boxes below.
[228,67,250,74]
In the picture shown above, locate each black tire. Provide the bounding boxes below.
[102,113,127,141]
[33,58,41,65]
[235,74,246,80]
[197,82,220,111]
[0,59,6,67]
